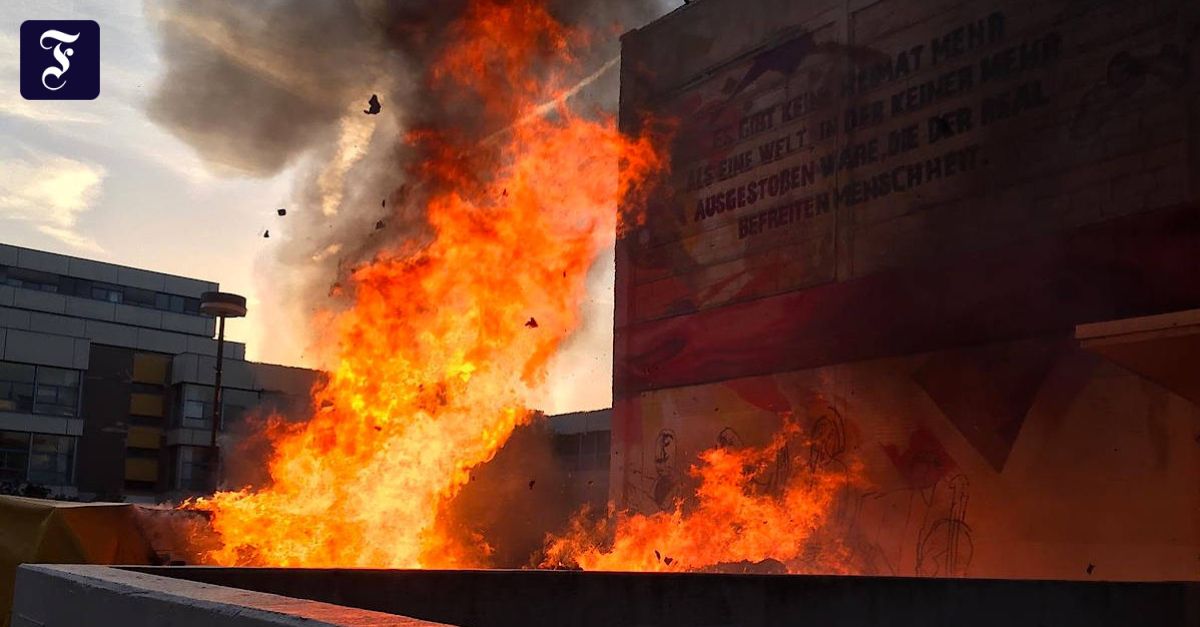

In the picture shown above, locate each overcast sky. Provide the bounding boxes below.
[0,0,681,413]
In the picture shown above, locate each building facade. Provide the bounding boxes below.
[0,243,316,503]
[614,0,1200,580]
[548,408,612,510]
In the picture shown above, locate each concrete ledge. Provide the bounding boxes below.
[127,567,1200,627]
[12,565,451,627]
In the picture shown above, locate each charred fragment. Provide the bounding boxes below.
[364,94,382,115]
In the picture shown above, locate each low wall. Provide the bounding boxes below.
[127,567,1200,627]
[10,564,445,627]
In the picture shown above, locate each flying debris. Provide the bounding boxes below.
[277,208,287,216]
[364,94,381,115]
[263,230,270,239]
[381,199,386,208]
[525,317,538,328]
[181,0,669,572]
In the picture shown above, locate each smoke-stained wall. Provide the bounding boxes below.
[615,0,1200,580]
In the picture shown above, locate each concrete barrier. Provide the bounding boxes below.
[127,567,1200,627]
[11,564,450,627]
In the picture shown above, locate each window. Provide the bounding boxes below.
[0,266,60,293]
[176,446,212,491]
[223,405,246,428]
[0,431,30,482]
[582,430,611,471]
[0,362,36,413]
[553,430,611,472]
[123,287,156,307]
[0,265,212,319]
[90,285,123,303]
[0,362,80,417]
[28,435,75,485]
[178,386,246,431]
[181,385,211,429]
[33,367,80,417]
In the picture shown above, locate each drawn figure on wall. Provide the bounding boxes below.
[915,474,973,577]
[651,429,681,510]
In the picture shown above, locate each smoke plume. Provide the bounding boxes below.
[146,0,679,381]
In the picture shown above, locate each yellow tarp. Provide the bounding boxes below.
[0,496,155,627]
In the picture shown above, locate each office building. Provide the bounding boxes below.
[0,243,316,503]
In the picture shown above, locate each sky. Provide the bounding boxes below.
[0,0,293,362]
[0,0,681,414]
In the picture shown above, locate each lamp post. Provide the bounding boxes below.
[199,291,247,491]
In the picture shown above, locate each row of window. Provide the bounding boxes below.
[0,361,81,417]
[0,361,263,429]
[0,430,75,486]
[0,264,204,316]
[554,430,611,472]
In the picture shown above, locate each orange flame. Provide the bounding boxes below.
[542,421,860,573]
[190,0,666,568]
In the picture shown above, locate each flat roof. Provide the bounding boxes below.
[0,241,218,297]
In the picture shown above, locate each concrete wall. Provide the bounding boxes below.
[616,0,1200,389]
[11,565,441,627]
[614,0,1200,581]
[125,566,1200,627]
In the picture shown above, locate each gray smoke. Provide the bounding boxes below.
[146,0,680,367]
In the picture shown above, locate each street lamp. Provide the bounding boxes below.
[200,291,247,490]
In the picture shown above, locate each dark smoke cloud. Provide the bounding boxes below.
[146,1,391,175]
[147,0,680,369]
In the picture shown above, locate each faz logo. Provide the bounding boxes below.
[20,20,100,100]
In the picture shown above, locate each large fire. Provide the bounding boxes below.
[190,0,855,573]
[190,0,664,568]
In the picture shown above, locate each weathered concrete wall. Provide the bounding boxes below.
[125,567,1200,627]
[612,0,1200,581]
[10,564,444,627]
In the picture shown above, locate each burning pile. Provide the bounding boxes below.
[179,0,858,572]
[188,0,664,568]
[543,421,859,573]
